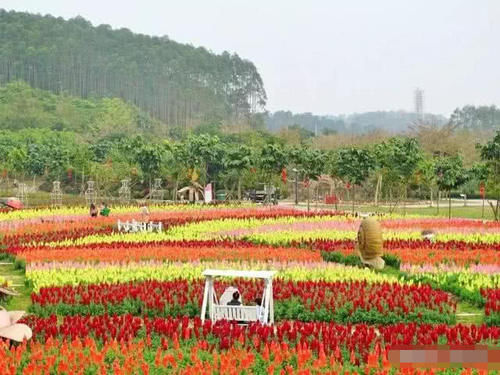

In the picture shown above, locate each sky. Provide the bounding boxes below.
[3,0,500,116]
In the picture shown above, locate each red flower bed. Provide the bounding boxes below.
[382,218,500,231]
[30,279,456,324]
[482,289,500,322]
[3,327,492,374]
[311,238,500,253]
[20,315,500,359]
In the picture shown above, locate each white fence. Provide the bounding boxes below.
[116,220,163,233]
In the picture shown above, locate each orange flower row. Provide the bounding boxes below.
[0,337,486,375]
[392,248,499,266]
[19,244,321,264]
[4,206,329,235]
[335,247,499,266]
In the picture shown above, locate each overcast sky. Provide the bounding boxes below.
[3,0,500,116]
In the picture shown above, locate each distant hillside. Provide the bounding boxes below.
[265,111,346,134]
[0,9,266,128]
[345,111,447,133]
[266,110,448,134]
[0,81,162,137]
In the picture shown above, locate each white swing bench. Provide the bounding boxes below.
[213,305,259,322]
[200,269,276,325]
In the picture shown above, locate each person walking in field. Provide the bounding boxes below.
[100,202,110,217]
[140,202,150,222]
[89,203,98,218]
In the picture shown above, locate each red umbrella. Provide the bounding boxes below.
[0,197,23,210]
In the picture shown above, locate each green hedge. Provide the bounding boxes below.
[29,299,455,325]
[321,251,401,270]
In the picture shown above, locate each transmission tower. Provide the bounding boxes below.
[85,180,97,205]
[414,88,424,120]
[118,179,131,203]
[16,183,28,207]
[150,178,164,201]
[50,181,63,207]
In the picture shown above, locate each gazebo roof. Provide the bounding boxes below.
[202,269,276,279]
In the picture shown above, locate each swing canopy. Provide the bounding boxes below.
[200,269,276,325]
[202,269,275,279]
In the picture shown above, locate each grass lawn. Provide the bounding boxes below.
[296,202,496,220]
[455,301,484,325]
[0,262,31,311]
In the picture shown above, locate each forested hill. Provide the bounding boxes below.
[0,81,163,136]
[266,111,346,134]
[0,9,266,128]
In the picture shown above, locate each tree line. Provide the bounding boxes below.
[1,119,498,219]
[0,9,266,130]
[267,107,500,135]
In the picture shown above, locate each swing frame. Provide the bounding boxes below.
[200,269,276,325]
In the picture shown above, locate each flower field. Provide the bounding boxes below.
[1,204,499,374]
[30,279,455,324]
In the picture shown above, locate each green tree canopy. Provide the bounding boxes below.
[334,148,376,186]
[450,105,500,131]
[476,131,500,220]
[435,155,469,218]
[259,143,287,180]
[435,155,469,192]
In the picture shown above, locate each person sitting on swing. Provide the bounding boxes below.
[227,291,241,306]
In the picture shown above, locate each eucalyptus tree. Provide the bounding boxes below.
[222,145,253,199]
[469,162,490,219]
[183,134,224,186]
[415,158,437,207]
[476,131,500,220]
[374,137,422,213]
[259,143,287,201]
[288,146,326,209]
[333,148,376,213]
[164,141,189,201]
[116,136,169,196]
[434,155,469,219]
[450,105,500,131]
